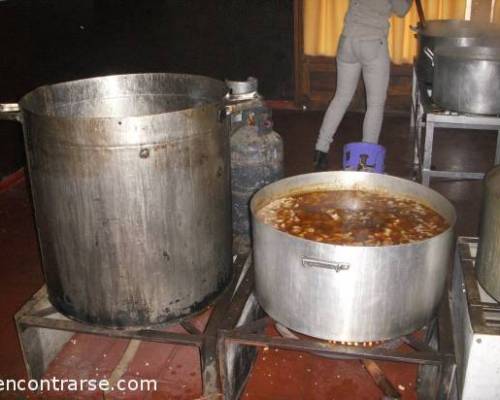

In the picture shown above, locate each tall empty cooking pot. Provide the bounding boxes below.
[415,20,499,84]
[476,166,500,302]
[0,73,233,327]
[433,46,500,115]
[251,172,456,342]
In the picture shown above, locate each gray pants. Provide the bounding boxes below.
[315,36,390,153]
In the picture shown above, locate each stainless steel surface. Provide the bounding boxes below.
[1,73,233,327]
[415,20,499,84]
[452,238,500,399]
[477,167,500,302]
[250,171,456,342]
[433,46,500,115]
[411,67,500,186]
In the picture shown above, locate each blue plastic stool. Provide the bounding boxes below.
[343,142,386,173]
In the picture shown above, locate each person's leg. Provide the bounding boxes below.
[360,40,390,144]
[315,59,362,153]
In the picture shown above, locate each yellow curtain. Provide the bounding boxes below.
[494,0,500,22]
[303,0,349,56]
[304,0,467,64]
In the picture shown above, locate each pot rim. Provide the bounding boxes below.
[18,72,228,122]
[417,19,499,38]
[251,171,456,250]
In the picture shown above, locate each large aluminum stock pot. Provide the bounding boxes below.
[433,46,500,115]
[415,20,499,84]
[250,172,456,342]
[476,166,500,301]
[0,73,232,327]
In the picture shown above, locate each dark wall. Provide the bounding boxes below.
[0,0,294,178]
[9,0,294,97]
[0,1,30,178]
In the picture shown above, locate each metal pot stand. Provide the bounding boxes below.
[17,250,458,399]
[15,254,252,399]
[410,66,500,186]
[217,259,457,400]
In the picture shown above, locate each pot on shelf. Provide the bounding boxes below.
[433,45,500,115]
[415,19,499,85]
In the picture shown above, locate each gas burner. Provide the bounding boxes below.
[273,322,412,399]
[274,322,387,348]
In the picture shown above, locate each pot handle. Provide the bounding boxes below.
[302,257,350,273]
[0,103,22,122]
[423,47,434,67]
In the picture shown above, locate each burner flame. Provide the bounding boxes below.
[327,340,383,348]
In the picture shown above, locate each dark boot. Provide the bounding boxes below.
[313,150,329,171]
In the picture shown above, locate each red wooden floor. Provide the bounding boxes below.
[16,311,418,400]
[39,309,211,400]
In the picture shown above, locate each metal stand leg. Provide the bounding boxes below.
[414,105,424,167]
[422,121,434,186]
[411,67,417,129]
[412,68,424,178]
[418,102,425,151]
[201,256,254,398]
[437,357,457,399]
[495,130,500,166]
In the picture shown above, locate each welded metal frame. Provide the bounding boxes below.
[452,237,500,398]
[455,237,500,336]
[217,266,457,400]
[411,66,500,186]
[15,254,253,398]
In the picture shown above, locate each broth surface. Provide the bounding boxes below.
[256,190,449,246]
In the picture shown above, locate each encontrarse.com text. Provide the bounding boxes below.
[0,378,157,392]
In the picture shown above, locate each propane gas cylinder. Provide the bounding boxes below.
[231,107,284,254]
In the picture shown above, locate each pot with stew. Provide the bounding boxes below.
[250,171,456,342]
